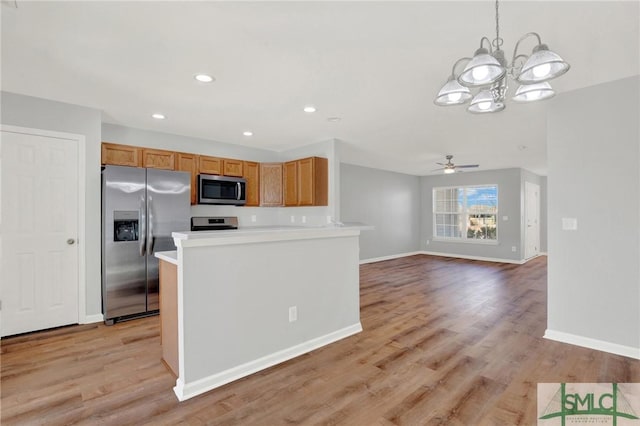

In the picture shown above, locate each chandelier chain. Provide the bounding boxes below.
[493,0,503,50]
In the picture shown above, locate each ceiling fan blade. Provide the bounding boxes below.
[435,162,447,166]
[456,164,479,168]
[431,167,446,171]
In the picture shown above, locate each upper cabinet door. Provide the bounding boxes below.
[297,157,315,206]
[283,161,298,206]
[243,161,260,207]
[176,153,198,205]
[142,148,176,170]
[260,163,283,207]
[283,157,328,206]
[199,155,222,175]
[223,159,244,177]
[101,142,141,167]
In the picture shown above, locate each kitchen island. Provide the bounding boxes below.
[155,224,368,401]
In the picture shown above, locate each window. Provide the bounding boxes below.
[433,185,498,241]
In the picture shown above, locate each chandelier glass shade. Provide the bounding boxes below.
[434,0,570,113]
[434,76,473,106]
[512,82,555,102]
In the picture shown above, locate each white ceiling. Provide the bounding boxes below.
[2,1,638,175]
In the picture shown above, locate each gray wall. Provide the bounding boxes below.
[420,168,524,262]
[1,92,104,317]
[102,123,277,163]
[340,163,421,260]
[547,76,640,350]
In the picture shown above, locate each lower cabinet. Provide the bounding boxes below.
[159,260,178,376]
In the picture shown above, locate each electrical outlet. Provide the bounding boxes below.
[512,246,517,252]
[251,215,257,223]
[290,215,295,223]
[288,306,297,322]
[302,216,307,224]
[327,215,332,224]
[425,239,430,246]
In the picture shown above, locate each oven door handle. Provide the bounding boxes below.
[139,196,146,256]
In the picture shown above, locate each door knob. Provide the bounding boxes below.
[67,238,76,245]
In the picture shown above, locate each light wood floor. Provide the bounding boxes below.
[2,255,639,425]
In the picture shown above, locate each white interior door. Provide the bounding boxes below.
[1,128,80,336]
[524,181,540,259]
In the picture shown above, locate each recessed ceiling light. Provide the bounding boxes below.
[151,113,166,120]
[243,131,253,136]
[194,74,215,83]
[303,105,317,113]
[518,145,528,151]
[327,117,341,122]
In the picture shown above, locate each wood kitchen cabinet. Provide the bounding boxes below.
[142,148,176,170]
[284,157,328,206]
[223,159,244,177]
[101,142,141,167]
[260,163,283,207]
[283,161,299,206]
[198,155,223,175]
[176,152,198,205]
[243,161,260,206]
[159,259,178,377]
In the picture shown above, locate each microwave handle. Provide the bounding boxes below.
[237,181,242,201]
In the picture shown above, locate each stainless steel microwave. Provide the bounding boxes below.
[198,174,246,205]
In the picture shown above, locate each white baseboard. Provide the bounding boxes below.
[421,251,525,264]
[544,329,640,360]
[360,251,423,264]
[360,251,528,265]
[81,313,104,324]
[173,322,363,401]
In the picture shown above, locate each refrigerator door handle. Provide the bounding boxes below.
[147,196,155,255]
[139,196,146,256]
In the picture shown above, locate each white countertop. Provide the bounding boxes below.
[171,223,372,248]
[155,250,178,264]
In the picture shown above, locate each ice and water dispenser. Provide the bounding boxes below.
[113,211,139,242]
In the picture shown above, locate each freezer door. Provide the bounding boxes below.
[102,166,147,320]
[145,168,191,311]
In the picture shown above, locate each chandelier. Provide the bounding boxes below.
[434,0,570,113]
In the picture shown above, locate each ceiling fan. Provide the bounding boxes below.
[433,155,479,174]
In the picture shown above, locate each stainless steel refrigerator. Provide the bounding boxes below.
[102,165,190,324]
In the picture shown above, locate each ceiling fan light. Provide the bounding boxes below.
[516,44,570,84]
[467,90,505,113]
[512,82,555,102]
[444,168,456,174]
[458,48,506,87]
[434,77,472,106]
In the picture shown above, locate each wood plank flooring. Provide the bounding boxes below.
[2,255,639,425]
